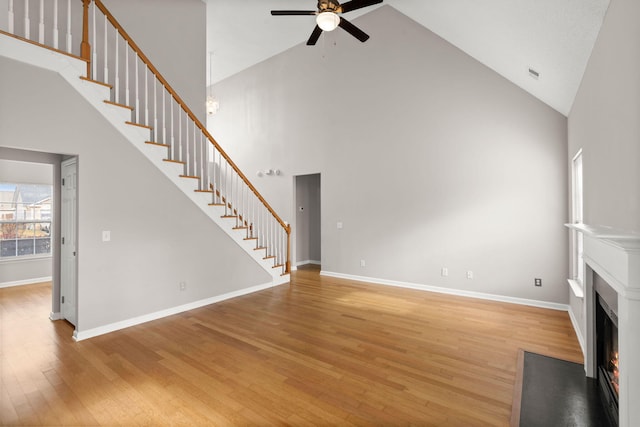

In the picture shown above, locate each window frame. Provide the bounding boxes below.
[0,183,53,261]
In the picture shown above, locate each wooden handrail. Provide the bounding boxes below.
[92,0,288,233]
[91,0,291,273]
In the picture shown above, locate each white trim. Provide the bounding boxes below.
[49,311,63,321]
[0,276,52,288]
[567,305,586,359]
[73,280,281,341]
[0,254,53,263]
[567,279,584,298]
[571,148,583,163]
[295,260,321,267]
[320,270,569,311]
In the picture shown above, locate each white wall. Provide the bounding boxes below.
[210,6,569,304]
[0,55,270,332]
[567,0,640,340]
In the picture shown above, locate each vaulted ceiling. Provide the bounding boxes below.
[205,0,609,116]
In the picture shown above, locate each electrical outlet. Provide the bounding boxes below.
[535,278,542,287]
[441,267,448,277]
[467,271,473,279]
[179,281,187,291]
[360,259,366,267]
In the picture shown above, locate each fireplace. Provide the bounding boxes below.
[565,223,640,427]
[596,290,619,426]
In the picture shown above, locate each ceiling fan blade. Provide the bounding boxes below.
[307,25,323,45]
[338,17,370,42]
[271,10,317,16]
[340,0,383,14]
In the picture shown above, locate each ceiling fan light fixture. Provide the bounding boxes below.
[316,11,340,31]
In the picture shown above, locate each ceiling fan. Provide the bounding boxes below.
[271,0,383,46]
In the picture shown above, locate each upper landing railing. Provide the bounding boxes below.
[1,0,291,275]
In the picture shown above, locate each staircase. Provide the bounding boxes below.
[0,0,290,284]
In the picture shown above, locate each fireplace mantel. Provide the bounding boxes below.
[566,223,640,298]
[566,223,640,427]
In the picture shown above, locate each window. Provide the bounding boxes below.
[571,150,584,284]
[0,183,52,259]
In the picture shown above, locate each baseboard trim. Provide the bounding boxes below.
[320,271,569,312]
[0,276,52,289]
[567,306,586,360]
[73,280,281,341]
[49,311,63,321]
[296,260,321,267]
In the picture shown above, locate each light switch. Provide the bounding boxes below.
[102,231,111,242]
[337,222,343,229]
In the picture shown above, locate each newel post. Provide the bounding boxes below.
[80,0,91,78]
[285,224,292,274]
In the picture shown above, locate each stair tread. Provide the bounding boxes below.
[163,159,186,165]
[125,121,153,130]
[195,189,213,193]
[104,100,133,110]
[208,203,225,206]
[179,175,201,180]
[243,237,258,241]
[272,264,284,268]
[221,215,237,219]
[145,141,169,148]
[80,76,113,89]
[263,255,276,260]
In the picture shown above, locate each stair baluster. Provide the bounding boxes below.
[1,0,291,276]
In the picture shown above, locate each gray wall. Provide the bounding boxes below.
[102,0,207,123]
[0,55,269,332]
[567,0,640,339]
[210,6,569,303]
[295,173,321,265]
[0,159,54,286]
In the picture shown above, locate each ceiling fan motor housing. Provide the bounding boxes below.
[318,0,342,13]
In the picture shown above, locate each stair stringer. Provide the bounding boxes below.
[0,34,289,286]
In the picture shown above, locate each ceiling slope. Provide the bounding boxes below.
[206,0,609,116]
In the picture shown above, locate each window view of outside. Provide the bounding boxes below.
[0,183,53,259]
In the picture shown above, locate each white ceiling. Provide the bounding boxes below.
[205,0,609,116]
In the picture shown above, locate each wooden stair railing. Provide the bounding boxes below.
[2,0,291,275]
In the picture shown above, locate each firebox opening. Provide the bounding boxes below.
[596,292,619,427]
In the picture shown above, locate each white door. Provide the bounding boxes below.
[61,158,77,326]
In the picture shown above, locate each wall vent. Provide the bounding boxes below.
[528,68,540,80]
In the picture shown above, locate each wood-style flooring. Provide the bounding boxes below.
[1,266,582,426]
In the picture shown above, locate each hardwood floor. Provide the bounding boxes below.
[1,267,582,426]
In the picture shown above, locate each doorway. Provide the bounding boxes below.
[294,174,321,268]
[0,149,65,324]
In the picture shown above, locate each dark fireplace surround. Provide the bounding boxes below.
[596,278,619,427]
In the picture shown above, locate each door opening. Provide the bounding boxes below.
[294,174,321,268]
